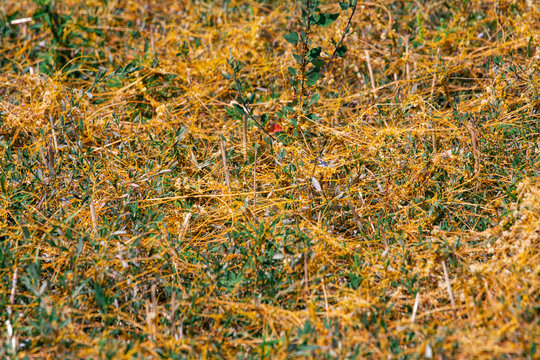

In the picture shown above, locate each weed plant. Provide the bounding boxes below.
[0,0,539,358]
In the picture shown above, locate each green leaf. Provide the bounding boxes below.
[336,45,347,57]
[311,58,325,68]
[308,93,320,107]
[340,2,349,10]
[288,67,297,76]
[283,32,299,45]
[307,72,320,86]
[316,13,339,27]
[307,113,320,121]
[282,105,294,114]
[308,47,322,59]
[288,117,298,127]
[43,13,52,27]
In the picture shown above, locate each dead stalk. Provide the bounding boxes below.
[428,123,437,153]
[171,291,179,340]
[348,199,363,234]
[304,251,310,297]
[7,267,18,317]
[365,50,377,97]
[150,27,155,55]
[179,212,192,243]
[405,36,410,92]
[220,139,231,189]
[322,278,329,321]
[430,48,440,99]
[145,301,155,340]
[49,115,58,149]
[90,198,98,234]
[468,119,480,175]
[442,260,456,311]
[411,290,420,323]
[47,139,56,177]
[151,283,157,320]
[253,145,258,205]
[242,114,248,161]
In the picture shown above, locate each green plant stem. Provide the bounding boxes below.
[306,0,358,101]
[299,0,312,104]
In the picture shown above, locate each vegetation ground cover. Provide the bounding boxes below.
[0,0,539,358]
